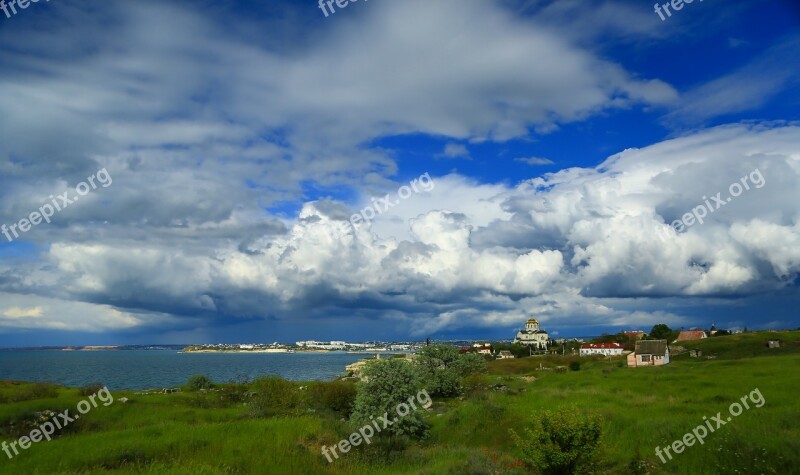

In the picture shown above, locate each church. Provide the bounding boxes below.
[513,318,549,350]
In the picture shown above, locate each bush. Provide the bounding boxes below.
[416,344,486,397]
[79,383,105,397]
[249,376,304,417]
[351,358,429,441]
[569,361,581,371]
[311,381,357,416]
[13,382,59,402]
[510,407,602,475]
[186,375,213,391]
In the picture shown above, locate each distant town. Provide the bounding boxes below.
[0,320,756,356]
[181,341,422,353]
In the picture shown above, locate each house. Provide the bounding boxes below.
[513,318,549,350]
[674,330,707,342]
[579,343,623,357]
[475,344,493,355]
[497,350,514,359]
[627,340,670,367]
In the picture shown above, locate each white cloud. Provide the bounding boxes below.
[3,307,43,319]
[0,293,154,331]
[515,156,555,165]
[439,143,471,160]
[666,35,800,125]
[3,123,793,335]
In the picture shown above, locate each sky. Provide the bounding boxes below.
[0,0,799,346]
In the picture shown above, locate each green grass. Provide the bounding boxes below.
[1,331,799,474]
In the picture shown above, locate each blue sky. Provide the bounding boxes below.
[0,0,799,346]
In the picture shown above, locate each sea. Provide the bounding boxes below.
[0,349,372,390]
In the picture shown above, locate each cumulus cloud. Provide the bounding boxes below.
[0,0,796,339]
[0,293,157,331]
[4,122,798,336]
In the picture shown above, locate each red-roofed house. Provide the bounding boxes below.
[474,344,493,355]
[579,343,623,357]
[674,330,707,342]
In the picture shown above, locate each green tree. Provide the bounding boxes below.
[351,358,429,440]
[493,342,530,359]
[415,344,486,397]
[648,324,673,340]
[510,407,603,475]
[592,332,637,351]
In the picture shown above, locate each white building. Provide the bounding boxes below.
[513,318,549,350]
[579,343,623,356]
[475,344,492,355]
[497,350,514,359]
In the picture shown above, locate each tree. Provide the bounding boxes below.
[350,358,429,440]
[510,407,603,475]
[415,344,486,397]
[648,324,673,340]
[592,332,636,351]
[493,342,529,359]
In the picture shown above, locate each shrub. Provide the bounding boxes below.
[15,382,59,402]
[311,381,357,416]
[351,358,429,441]
[510,407,602,475]
[217,384,249,406]
[186,375,213,391]
[569,361,581,371]
[79,383,105,397]
[416,344,486,397]
[249,376,303,417]
[463,373,488,397]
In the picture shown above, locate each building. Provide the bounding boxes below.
[497,350,514,359]
[627,340,670,367]
[513,318,549,350]
[579,343,623,357]
[475,344,492,355]
[674,330,707,342]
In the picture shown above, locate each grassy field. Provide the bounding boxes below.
[1,331,798,474]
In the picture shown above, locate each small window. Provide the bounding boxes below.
[641,355,651,362]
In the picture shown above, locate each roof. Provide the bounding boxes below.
[581,343,622,349]
[526,318,539,324]
[675,330,707,342]
[498,350,513,355]
[634,340,668,355]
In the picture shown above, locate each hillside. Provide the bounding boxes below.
[1,333,798,474]
[670,330,800,360]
